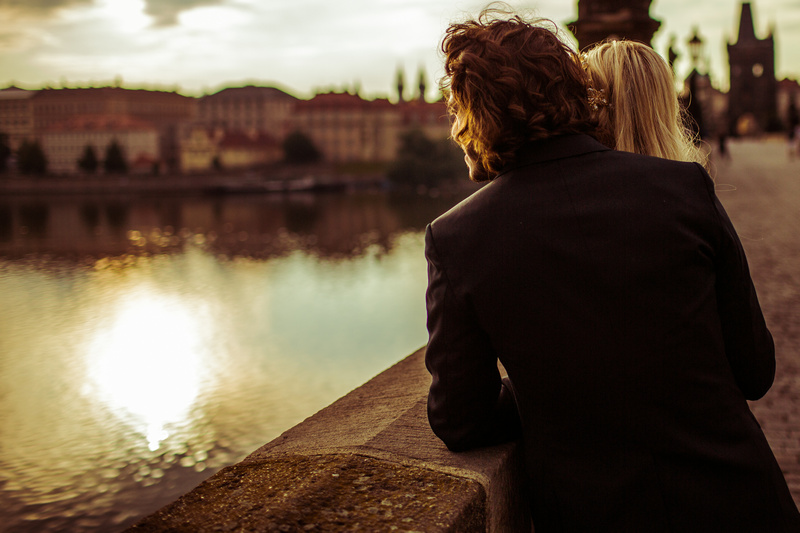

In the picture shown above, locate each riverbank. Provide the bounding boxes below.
[0,171,388,196]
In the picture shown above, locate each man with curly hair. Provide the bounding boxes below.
[424,8,800,531]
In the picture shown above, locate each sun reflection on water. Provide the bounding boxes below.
[0,227,434,531]
[86,285,211,452]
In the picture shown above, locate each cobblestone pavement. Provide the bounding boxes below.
[710,137,800,507]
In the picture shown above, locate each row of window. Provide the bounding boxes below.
[44,144,155,152]
[33,103,189,115]
[36,104,106,113]
[0,103,30,111]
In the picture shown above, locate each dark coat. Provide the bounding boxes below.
[424,134,800,532]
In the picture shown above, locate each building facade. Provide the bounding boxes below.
[41,114,159,175]
[180,126,221,173]
[290,92,401,164]
[31,87,194,172]
[196,86,297,141]
[8,72,453,174]
[289,67,450,166]
[727,2,778,134]
[217,130,282,170]
[0,87,35,152]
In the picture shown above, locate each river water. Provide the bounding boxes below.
[0,187,471,532]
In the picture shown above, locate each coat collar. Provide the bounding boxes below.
[496,134,611,179]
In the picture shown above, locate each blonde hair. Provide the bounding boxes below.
[582,40,707,166]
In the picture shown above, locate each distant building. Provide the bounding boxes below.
[290,92,401,163]
[217,130,282,170]
[567,0,661,50]
[288,67,450,166]
[31,87,194,172]
[396,98,450,144]
[0,87,35,151]
[394,68,451,142]
[14,74,452,174]
[178,126,282,173]
[196,86,298,142]
[180,125,221,173]
[41,114,159,175]
[727,2,778,134]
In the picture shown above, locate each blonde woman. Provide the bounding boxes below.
[582,39,707,166]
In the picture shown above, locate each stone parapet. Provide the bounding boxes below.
[127,347,530,532]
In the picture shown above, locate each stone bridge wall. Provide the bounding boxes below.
[127,347,530,532]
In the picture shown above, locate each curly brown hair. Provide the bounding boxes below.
[442,8,597,181]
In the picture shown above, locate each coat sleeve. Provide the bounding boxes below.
[424,223,522,451]
[702,165,775,400]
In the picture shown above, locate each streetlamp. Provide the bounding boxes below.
[685,27,705,140]
[687,28,704,72]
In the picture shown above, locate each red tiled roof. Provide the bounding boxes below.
[205,85,298,101]
[0,86,35,100]
[296,91,395,111]
[33,86,188,100]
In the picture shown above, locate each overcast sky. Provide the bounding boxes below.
[0,0,798,100]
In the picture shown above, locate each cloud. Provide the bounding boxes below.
[143,0,228,26]
[0,27,45,53]
[0,0,94,16]
[0,0,796,96]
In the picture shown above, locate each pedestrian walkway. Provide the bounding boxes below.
[710,136,800,507]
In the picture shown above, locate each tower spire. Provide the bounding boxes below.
[736,2,756,42]
[396,66,405,103]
